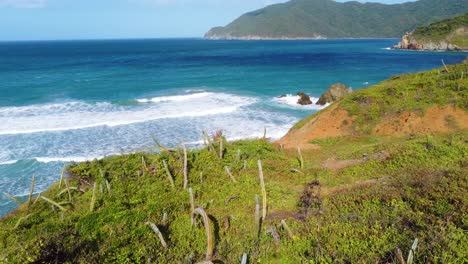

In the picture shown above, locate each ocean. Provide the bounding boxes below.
[0,38,465,216]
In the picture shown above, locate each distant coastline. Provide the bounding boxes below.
[203,36,400,41]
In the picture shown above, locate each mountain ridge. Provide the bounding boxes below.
[205,0,468,39]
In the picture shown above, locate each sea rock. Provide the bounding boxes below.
[316,83,352,105]
[297,92,312,105]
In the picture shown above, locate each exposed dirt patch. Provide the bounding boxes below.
[267,210,299,221]
[276,105,468,149]
[374,106,468,136]
[321,177,390,198]
[275,104,355,149]
[323,150,391,171]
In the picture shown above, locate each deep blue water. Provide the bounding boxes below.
[0,38,465,216]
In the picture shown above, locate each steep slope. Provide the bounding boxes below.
[1,65,467,263]
[277,62,468,149]
[394,13,468,50]
[205,0,468,39]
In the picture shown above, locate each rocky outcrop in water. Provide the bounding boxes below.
[297,92,312,105]
[316,83,352,106]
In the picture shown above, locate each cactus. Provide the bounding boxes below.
[105,179,111,193]
[191,207,214,261]
[225,166,237,183]
[64,178,73,202]
[41,195,67,212]
[297,147,304,169]
[142,156,147,171]
[189,187,195,213]
[394,248,405,264]
[241,253,248,264]
[89,182,97,212]
[258,160,267,220]
[162,160,175,188]
[59,165,66,189]
[183,144,188,189]
[27,174,35,207]
[57,186,82,197]
[162,212,167,226]
[281,219,293,239]
[407,238,419,264]
[219,136,224,159]
[14,213,32,229]
[146,221,168,248]
[3,192,21,204]
[255,195,261,237]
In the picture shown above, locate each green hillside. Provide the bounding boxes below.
[205,0,468,39]
[412,13,468,48]
[0,63,467,263]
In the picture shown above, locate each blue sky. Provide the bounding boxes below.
[0,0,412,40]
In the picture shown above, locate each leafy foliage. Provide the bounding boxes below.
[205,0,468,39]
[411,13,468,47]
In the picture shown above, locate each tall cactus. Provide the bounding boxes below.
[191,207,214,261]
[258,160,267,220]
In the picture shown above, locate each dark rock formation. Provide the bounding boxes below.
[297,92,312,105]
[316,83,352,105]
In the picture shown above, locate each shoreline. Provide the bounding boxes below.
[203,36,400,41]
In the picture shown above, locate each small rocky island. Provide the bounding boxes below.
[393,13,467,51]
[290,83,352,106]
[316,83,352,106]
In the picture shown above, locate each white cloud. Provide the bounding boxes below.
[0,0,47,8]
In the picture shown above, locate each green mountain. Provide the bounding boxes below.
[204,0,468,39]
[0,62,467,263]
[394,13,468,50]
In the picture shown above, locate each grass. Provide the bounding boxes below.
[0,63,467,263]
[293,63,467,133]
[0,130,466,263]
[411,13,468,47]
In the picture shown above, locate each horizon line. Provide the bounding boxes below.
[0,37,400,43]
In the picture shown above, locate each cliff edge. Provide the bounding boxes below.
[393,13,468,51]
[277,62,468,149]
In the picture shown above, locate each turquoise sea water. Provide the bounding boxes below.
[0,38,465,216]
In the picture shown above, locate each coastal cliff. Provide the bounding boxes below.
[1,63,467,263]
[393,13,468,51]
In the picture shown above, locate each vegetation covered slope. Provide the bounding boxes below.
[279,62,468,148]
[0,64,467,263]
[394,13,468,50]
[204,0,468,39]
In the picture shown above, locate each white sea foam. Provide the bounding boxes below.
[0,160,18,165]
[34,156,105,163]
[136,92,213,103]
[272,94,328,110]
[0,92,256,135]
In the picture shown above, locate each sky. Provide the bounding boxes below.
[0,0,412,41]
